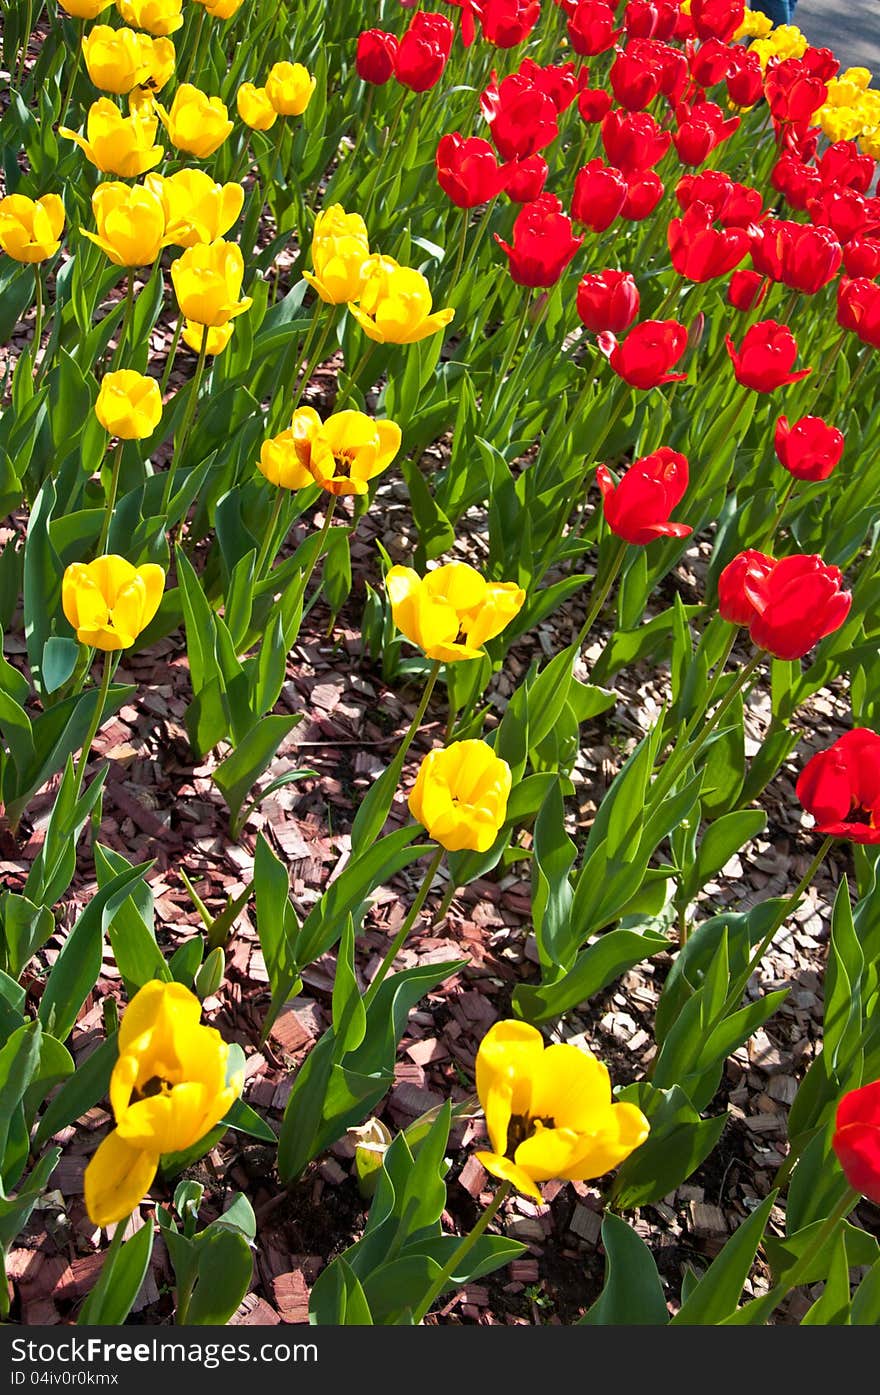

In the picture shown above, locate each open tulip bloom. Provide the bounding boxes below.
[408,740,512,852]
[796,728,880,844]
[84,981,242,1226]
[474,1021,650,1201]
[387,561,526,662]
[63,556,165,651]
[717,551,851,660]
[832,1080,880,1203]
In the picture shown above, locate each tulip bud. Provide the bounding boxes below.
[576,268,640,333]
[95,369,162,440]
[774,414,845,482]
[356,29,399,85]
[0,194,65,263]
[350,1118,393,1198]
[265,61,316,116]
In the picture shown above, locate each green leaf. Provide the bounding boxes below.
[765,1218,879,1287]
[579,1214,668,1325]
[513,927,670,1024]
[183,1227,254,1325]
[214,714,303,830]
[309,1255,374,1325]
[611,1083,728,1210]
[800,1230,851,1326]
[672,1194,776,1325]
[0,1021,42,1173]
[38,862,153,1042]
[33,1034,118,1151]
[78,1222,154,1326]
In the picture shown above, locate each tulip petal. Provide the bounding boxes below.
[475,1149,543,1201]
[84,1131,158,1227]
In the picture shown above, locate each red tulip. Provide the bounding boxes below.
[749,216,843,288]
[798,733,880,848]
[771,152,822,213]
[722,552,851,659]
[597,447,692,545]
[576,268,640,333]
[690,0,744,42]
[727,269,768,312]
[481,72,559,160]
[436,133,510,208]
[599,318,688,389]
[480,0,541,48]
[774,415,845,482]
[578,86,613,122]
[765,59,828,125]
[674,100,740,166]
[623,0,679,41]
[807,187,880,246]
[572,158,628,231]
[395,12,455,91]
[676,170,763,228]
[717,549,773,626]
[505,153,548,202]
[567,0,620,55]
[620,168,664,221]
[844,237,880,280]
[668,203,751,282]
[518,58,589,112]
[726,48,763,108]
[356,30,399,85]
[444,0,481,45]
[802,46,840,83]
[725,320,812,392]
[688,37,732,90]
[655,43,690,102]
[610,43,664,111]
[832,1080,880,1199]
[837,276,880,349]
[602,108,671,171]
[818,140,875,194]
[495,193,583,286]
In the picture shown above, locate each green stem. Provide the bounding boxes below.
[575,537,627,651]
[110,270,136,371]
[16,0,35,84]
[745,1188,858,1322]
[335,342,376,411]
[652,647,764,805]
[492,292,533,411]
[254,488,286,580]
[430,875,458,929]
[449,205,470,291]
[182,6,207,85]
[31,264,43,375]
[160,315,184,395]
[58,19,85,122]
[73,653,115,800]
[410,1181,512,1325]
[810,329,848,403]
[295,494,337,599]
[97,439,124,556]
[763,476,796,547]
[395,658,442,770]
[160,329,209,518]
[363,87,408,221]
[720,834,835,1019]
[679,627,737,747]
[289,311,335,418]
[363,844,445,1010]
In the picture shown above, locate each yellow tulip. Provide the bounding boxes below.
[95,370,162,440]
[82,25,152,93]
[159,83,232,157]
[818,106,866,142]
[116,0,183,35]
[842,67,873,92]
[732,9,772,39]
[473,1020,650,1202]
[142,34,175,91]
[145,169,243,247]
[825,78,865,109]
[82,180,167,267]
[289,406,402,496]
[303,204,371,305]
[386,562,525,663]
[0,194,65,263]
[236,82,277,131]
[193,0,245,17]
[408,739,512,853]
[181,319,234,355]
[256,428,314,490]
[349,255,454,345]
[170,239,252,326]
[57,0,112,17]
[84,981,242,1226]
[60,98,164,178]
[62,555,165,650]
[860,129,880,160]
[265,61,316,117]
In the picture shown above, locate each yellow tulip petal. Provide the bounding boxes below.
[475,1150,543,1202]
[527,1043,612,1130]
[84,1131,158,1226]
